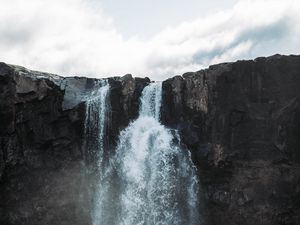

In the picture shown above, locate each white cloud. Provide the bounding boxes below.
[0,0,299,80]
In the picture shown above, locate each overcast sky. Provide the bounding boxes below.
[0,0,299,80]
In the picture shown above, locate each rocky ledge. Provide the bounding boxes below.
[0,54,299,225]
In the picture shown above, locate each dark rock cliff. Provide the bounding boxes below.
[0,55,299,225]
[162,55,300,225]
[0,64,149,225]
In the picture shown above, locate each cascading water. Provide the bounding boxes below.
[86,81,200,225]
[82,80,111,225]
[114,82,200,225]
[139,82,162,120]
[83,80,110,170]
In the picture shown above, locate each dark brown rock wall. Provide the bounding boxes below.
[161,55,300,225]
[0,55,299,225]
[0,64,90,225]
[0,65,150,225]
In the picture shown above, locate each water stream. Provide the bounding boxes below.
[85,81,200,225]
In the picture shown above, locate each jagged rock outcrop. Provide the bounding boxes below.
[0,55,299,225]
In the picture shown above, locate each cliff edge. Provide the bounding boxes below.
[0,54,299,225]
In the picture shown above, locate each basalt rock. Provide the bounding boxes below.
[0,55,299,225]
[161,54,300,225]
[0,64,149,225]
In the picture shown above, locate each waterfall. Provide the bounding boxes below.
[115,82,200,225]
[139,82,162,120]
[83,80,110,170]
[87,81,200,225]
[82,80,112,225]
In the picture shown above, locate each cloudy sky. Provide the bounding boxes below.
[0,0,299,80]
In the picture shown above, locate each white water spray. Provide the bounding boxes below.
[115,82,200,225]
[139,82,162,120]
[87,82,200,225]
[84,80,110,169]
[82,80,111,225]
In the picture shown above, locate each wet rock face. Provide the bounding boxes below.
[0,55,299,225]
[161,55,300,225]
